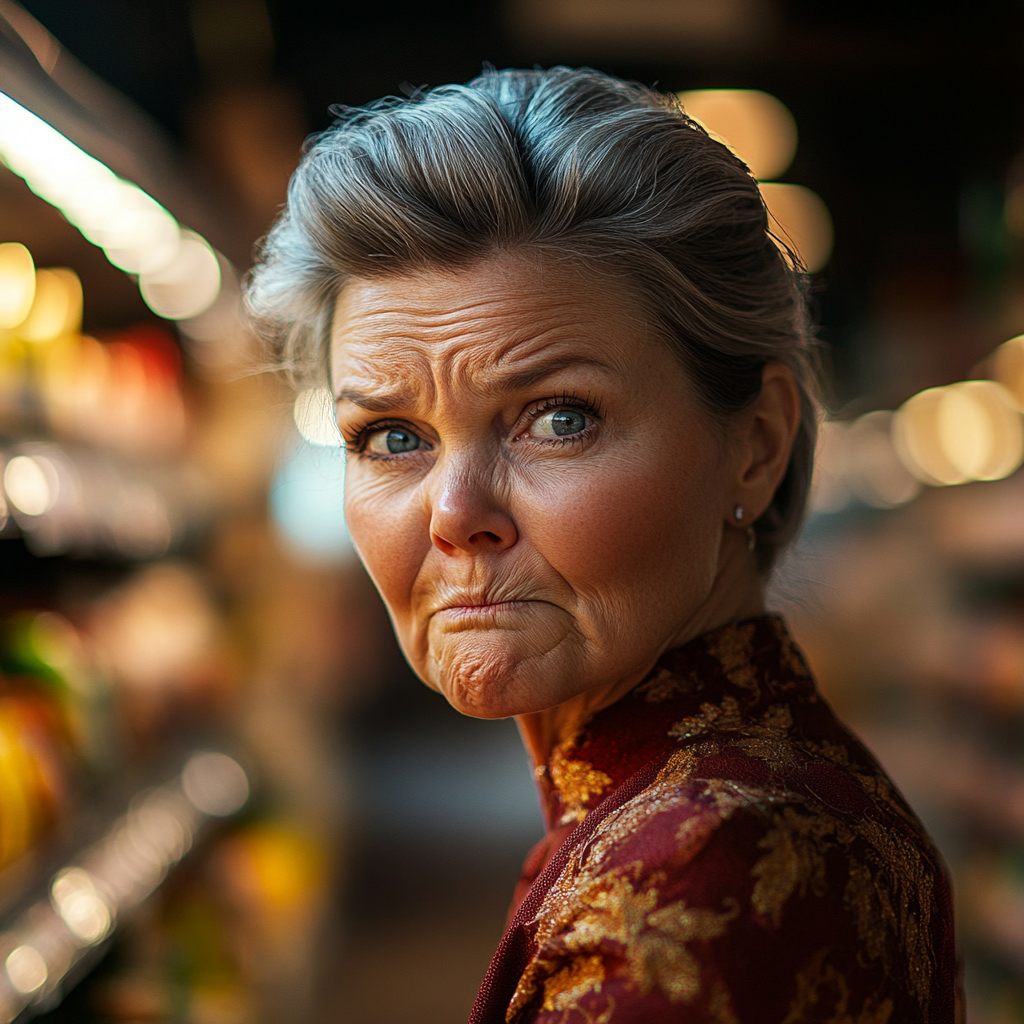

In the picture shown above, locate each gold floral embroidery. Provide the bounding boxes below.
[782,947,893,1024]
[667,696,744,742]
[635,666,702,703]
[668,698,792,754]
[843,859,885,961]
[734,704,797,769]
[751,807,853,927]
[641,897,739,1001]
[517,867,739,1018]
[542,955,606,1011]
[803,737,852,768]
[847,818,935,1012]
[549,742,613,825]
[508,765,780,1019]
[706,622,758,693]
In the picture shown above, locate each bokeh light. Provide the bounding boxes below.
[0,91,226,324]
[270,440,351,563]
[677,89,798,180]
[759,183,834,273]
[51,868,112,945]
[181,753,250,818]
[845,411,921,509]
[293,387,342,447]
[17,268,82,343]
[0,242,35,329]
[4,455,57,516]
[139,231,222,320]
[5,945,47,995]
[893,381,1024,486]
[992,334,1024,408]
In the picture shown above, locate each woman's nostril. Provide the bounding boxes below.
[470,531,503,546]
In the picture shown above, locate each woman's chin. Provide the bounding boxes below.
[424,631,577,720]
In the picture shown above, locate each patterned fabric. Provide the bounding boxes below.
[470,617,961,1024]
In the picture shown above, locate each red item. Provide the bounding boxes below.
[471,616,960,1023]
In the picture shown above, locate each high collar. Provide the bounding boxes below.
[533,615,818,831]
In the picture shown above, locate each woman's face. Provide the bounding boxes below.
[332,254,743,719]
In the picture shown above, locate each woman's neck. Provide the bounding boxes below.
[514,528,764,770]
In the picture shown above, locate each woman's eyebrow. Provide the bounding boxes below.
[335,385,419,411]
[495,356,611,392]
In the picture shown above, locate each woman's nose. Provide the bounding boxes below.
[428,466,517,556]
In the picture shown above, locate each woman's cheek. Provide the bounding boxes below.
[344,479,421,615]
[524,444,719,593]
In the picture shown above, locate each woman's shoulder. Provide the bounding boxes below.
[506,668,959,1023]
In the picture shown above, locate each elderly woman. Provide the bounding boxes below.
[248,68,958,1023]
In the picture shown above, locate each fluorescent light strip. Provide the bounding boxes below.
[0,91,223,321]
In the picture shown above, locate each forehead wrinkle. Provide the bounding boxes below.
[333,279,631,411]
[341,290,533,342]
[334,348,438,410]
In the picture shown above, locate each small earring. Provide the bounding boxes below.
[734,505,745,522]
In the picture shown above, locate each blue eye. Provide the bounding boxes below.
[531,408,588,438]
[367,428,422,455]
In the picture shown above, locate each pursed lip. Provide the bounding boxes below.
[430,599,536,630]
[435,599,528,614]
[427,588,543,622]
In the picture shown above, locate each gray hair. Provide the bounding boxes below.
[246,66,820,571]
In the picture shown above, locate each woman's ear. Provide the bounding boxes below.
[730,363,801,523]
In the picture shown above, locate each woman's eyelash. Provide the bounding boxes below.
[527,392,603,420]
[343,393,603,455]
[342,419,406,453]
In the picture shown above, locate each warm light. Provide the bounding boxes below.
[0,92,180,275]
[17,268,82,342]
[139,231,222,320]
[293,387,342,446]
[128,794,192,866]
[678,89,797,180]
[181,752,250,817]
[0,242,35,328]
[939,381,1023,481]
[845,411,921,508]
[5,945,47,995]
[892,387,960,485]
[893,381,1024,486]
[0,91,225,319]
[4,455,57,515]
[39,335,109,439]
[39,329,187,458]
[51,868,112,945]
[993,335,1024,408]
[759,183,833,273]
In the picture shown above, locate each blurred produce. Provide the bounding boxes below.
[0,195,345,1021]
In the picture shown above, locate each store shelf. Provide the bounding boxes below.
[0,748,249,1023]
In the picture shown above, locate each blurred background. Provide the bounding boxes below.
[0,1,1022,1022]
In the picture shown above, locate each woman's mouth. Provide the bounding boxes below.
[432,600,533,629]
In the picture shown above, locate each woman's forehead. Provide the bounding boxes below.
[329,258,652,395]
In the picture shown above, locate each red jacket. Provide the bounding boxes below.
[471,617,960,1024]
